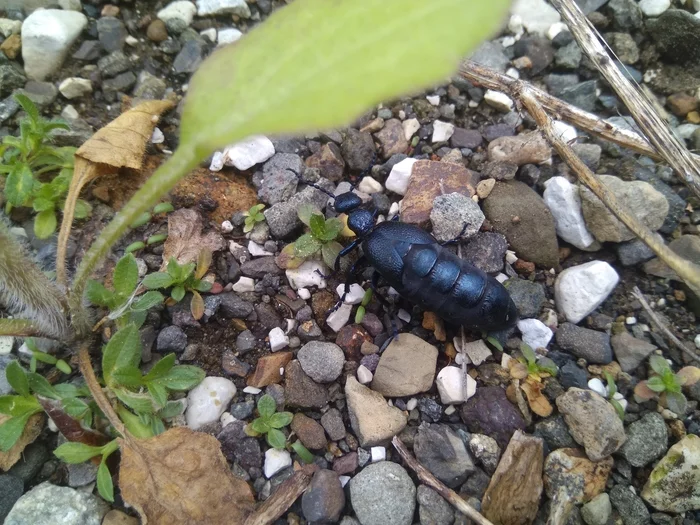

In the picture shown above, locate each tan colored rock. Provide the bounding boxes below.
[345,376,407,447]
[371,333,438,397]
[477,178,496,199]
[375,118,408,159]
[482,430,544,525]
[544,448,613,503]
[0,34,20,60]
[103,509,140,525]
[488,131,551,166]
[247,351,293,388]
[305,142,346,182]
[291,413,328,451]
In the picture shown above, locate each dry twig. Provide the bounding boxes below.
[244,464,317,525]
[392,436,495,525]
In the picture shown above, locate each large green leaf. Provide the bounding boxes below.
[181,0,510,155]
[113,253,139,299]
[5,163,34,206]
[102,324,141,386]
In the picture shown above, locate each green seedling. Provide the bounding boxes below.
[142,250,212,321]
[24,337,71,374]
[54,439,119,502]
[279,204,346,269]
[604,371,626,421]
[643,355,688,416]
[243,203,266,233]
[87,253,164,329]
[354,288,373,324]
[518,343,558,380]
[245,394,293,449]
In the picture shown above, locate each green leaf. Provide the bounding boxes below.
[257,394,276,419]
[354,305,366,324]
[193,280,213,293]
[486,336,503,353]
[113,388,157,414]
[86,280,114,307]
[97,458,114,503]
[604,371,617,398]
[147,382,168,408]
[167,258,182,280]
[649,355,670,376]
[321,241,342,269]
[154,365,205,391]
[266,428,287,450]
[14,93,40,123]
[143,354,176,381]
[117,405,154,438]
[131,291,164,311]
[537,358,558,377]
[610,399,625,421]
[319,217,342,241]
[5,163,34,206]
[32,197,54,212]
[171,285,186,303]
[646,376,667,392]
[130,211,152,229]
[34,209,57,239]
[54,442,104,464]
[309,213,326,238]
[0,412,35,452]
[297,204,318,227]
[0,395,40,417]
[55,360,72,375]
[665,392,688,416]
[5,361,29,397]
[62,397,90,419]
[32,351,57,365]
[663,373,682,394]
[125,241,145,254]
[153,202,175,215]
[111,366,143,388]
[180,0,510,164]
[54,383,89,399]
[27,373,59,399]
[520,343,536,366]
[294,233,322,258]
[73,199,92,219]
[113,253,139,298]
[291,440,315,464]
[268,411,293,429]
[102,325,141,386]
[158,399,186,419]
[250,418,271,434]
[142,272,174,290]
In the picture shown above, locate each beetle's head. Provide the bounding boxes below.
[333,192,363,214]
[347,209,375,237]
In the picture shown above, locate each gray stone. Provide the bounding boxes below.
[72,41,102,61]
[581,493,612,525]
[4,482,109,525]
[321,408,346,441]
[133,70,167,100]
[460,467,490,499]
[285,360,329,409]
[97,51,130,78]
[301,469,345,523]
[560,361,588,390]
[0,64,26,97]
[240,257,281,279]
[534,415,577,450]
[555,41,583,69]
[235,329,256,354]
[555,323,613,364]
[297,341,345,383]
[633,169,686,235]
[450,128,483,150]
[102,71,137,95]
[418,398,442,423]
[460,386,526,449]
[620,412,668,468]
[617,237,658,266]
[417,485,454,525]
[96,16,126,52]
[572,143,602,171]
[610,332,656,373]
[0,355,18,395]
[430,193,484,243]
[0,475,23,522]
[0,94,20,124]
[607,0,643,30]
[8,442,48,482]
[349,462,416,525]
[173,38,204,74]
[574,0,610,14]
[544,73,581,96]
[217,421,262,470]
[644,235,700,281]
[258,153,302,205]
[341,128,376,171]
[469,434,501,475]
[504,279,546,319]
[609,485,650,525]
[469,41,510,72]
[648,10,700,65]
[560,80,598,112]
[264,181,334,239]
[18,81,57,108]
[156,325,187,354]
[415,423,474,488]
[218,293,254,318]
[462,232,508,273]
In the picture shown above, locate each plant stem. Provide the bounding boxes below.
[69,148,199,337]
[0,318,54,338]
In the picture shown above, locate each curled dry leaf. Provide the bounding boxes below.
[508,359,528,380]
[0,413,44,471]
[119,426,255,525]
[37,397,108,448]
[160,209,225,271]
[521,380,553,417]
[676,366,700,387]
[634,380,657,401]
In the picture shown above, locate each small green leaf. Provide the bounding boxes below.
[5,163,34,206]
[34,209,57,239]
[537,358,558,377]
[27,373,59,399]
[86,280,114,307]
[646,376,667,392]
[294,233,322,258]
[147,382,168,408]
[268,411,293,429]
[14,93,40,123]
[97,458,114,503]
[54,442,104,464]
[257,394,276,419]
[55,360,72,375]
[62,397,90,418]
[167,258,182,280]
[266,428,287,449]
[142,273,174,290]
[32,351,57,365]
[610,399,625,421]
[102,324,141,386]
[520,343,536,366]
[117,406,154,438]
[113,253,139,298]
[32,197,54,212]
[194,279,213,293]
[291,440,315,464]
[361,288,373,307]
[250,418,271,434]
[130,212,152,229]
[297,204,318,227]
[649,355,670,376]
[153,202,174,214]
[319,217,342,241]
[143,354,176,381]
[604,371,617,398]
[665,392,688,416]
[486,336,503,352]
[321,241,342,269]
[158,400,186,419]
[73,199,92,219]
[111,366,143,388]
[131,291,164,311]
[154,365,205,391]
[354,305,366,324]
[171,285,186,303]
[146,233,168,246]
[54,383,89,399]
[0,412,35,452]
[125,241,146,254]
[5,361,29,397]
[309,213,326,238]
[0,395,41,417]
[113,388,157,414]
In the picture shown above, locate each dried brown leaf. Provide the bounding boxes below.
[37,397,108,448]
[0,413,44,471]
[634,380,657,401]
[119,427,255,525]
[190,291,205,321]
[521,380,553,417]
[160,209,225,271]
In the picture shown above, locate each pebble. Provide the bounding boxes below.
[301,470,345,523]
[0,475,23,522]
[581,493,612,525]
[0,19,21,38]
[232,277,255,293]
[415,423,475,487]
[370,446,386,463]
[462,232,508,273]
[298,341,345,383]
[371,333,438,397]
[349,462,416,525]
[432,120,455,143]
[385,157,417,196]
[97,17,126,53]
[417,486,454,525]
[436,365,476,404]
[469,434,501,475]
[402,118,420,140]
[342,128,376,171]
[264,448,292,478]
[284,360,329,408]
[197,0,250,17]
[534,415,577,450]
[215,135,275,171]
[609,485,650,525]
[460,386,527,448]
[489,132,551,166]
[616,236,658,266]
[450,128,483,150]
[543,176,598,251]
[345,377,407,447]
[587,378,607,398]
[462,340,492,366]
[511,0,561,36]
[156,325,188,354]
[268,327,289,351]
[291,413,327,451]
[556,388,626,462]
[610,332,657,373]
[21,9,88,81]
[649,9,700,64]
[358,177,382,194]
[335,283,365,304]
[58,78,92,100]
[217,421,262,470]
[217,28,243,46]
[185,376,237,430]
[505,279,546,319]
[620,412,668,467]
[639,0,670,17]
[518,318,553,350]
[470,41,510,72]
[285,261,327,290]
[0,337,13,356]
[357,365,373,384]
[555,323,613,364]
[484,90,514,112]
[157,1,197,30]
[5,482,108,524]
[430,193,484,243]
[554,261,619,324]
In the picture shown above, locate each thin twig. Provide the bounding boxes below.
[631,286,700,365]
[392,436,495,525]
[518,86,700,298]
[244,464,317,525]
[550,0,700,201]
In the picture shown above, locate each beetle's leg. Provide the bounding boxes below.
[369,271,391,308]
[440,222,469,246]
[334,239,361,272]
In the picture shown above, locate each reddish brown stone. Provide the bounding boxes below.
[247,351,293,388]
[667,92,698,117]
[146,19,168,42]
[332,452,359,475]
[305,142,346,182]
[222,350,251,377]
[400,160,479,227]
[291,413,328,451]
[311,290,336,328]
[335,325,372,361]
[375,118,408,159]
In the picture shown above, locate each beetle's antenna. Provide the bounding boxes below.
[286,168,336,200]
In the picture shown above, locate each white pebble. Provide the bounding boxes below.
[222,135,275,171]
[501,353,513,369]
[554,261,620,324]
[285,261,328,290]
[357,364,373,384]
[221,220,234,233]
[397,309,411,323]
[495,273,509,283]
[217,27,243,46]
[508,14,524,35]
[150,127,165,144]
[436,366,476,404]
[432,120,455,143]
[157,1,197,27]
[335,283,365,305]
[58,77,92,99]
[657,298,666,308]
[388,201,400,220]
[552,120,577,143]
[426,95,440,106]
[588,378,608,398]
[47,418,58,432]
[385,158,418,196]
[135,258,148,278]
[209,151,225,172]
[0,337,13,355]
[402,118,420,141]
[200,27,217,42]
[339,475,351,487]
[517,318,553,350]
[638,0,670,17]
[264,448,292,478]
[484,90,514,112]
[505,67,520,79]
[298,288,311,300]
[248,240,273,257]
[695,334,700,349]
[269,327,289,352]
[125,35,139,46]
[625,317,637,325]
[61,105,79,120]
[220,412,236,427]
[505,250,518,265]
[510,0,561,36]
[243,386,261,395]
[543,176,597,250]
[186,377,236,430]
[358,176,383,194]
[232,277,255,293]
[371,446,386,462]
[547,22,568,40]
[0,19,21,38]
[406,398,418,411]
[327,303,353,332]
[444,405,456,416]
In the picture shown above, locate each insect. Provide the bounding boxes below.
[294,172,519,333]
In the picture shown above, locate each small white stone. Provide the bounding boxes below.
[0,19,21,38]
[197,0,250,17]
[220,412,235,427]
[517,318,553,350]
[406,398,418,411]
[426,95,440,106]
[462,340,492,366]
[269,327,289,352]
[547,22,568,40]
[298,288,311,300]
[505,250,518,265]
[148,127,164,144]
[61,105,79,120]
[335,283,365,305]
[232,277,255,293]
[508,14,524,35]
[484,90,514,112]
[358,176,383,194]
[695,334,700,349]
[243,386,262,394]
[158,1,197,26]
[543,176,597,250]
[135,258,148,278]
[47,417,59,432]
[676,124,699,140]
[386,158,417,196]
[58,0,82,9]
[397,309,411,323]
[402,118,420,141]
[0,337,14,355]
[199,27,217,42]
[186,377,236,430]
[444,405,456,416]
[286,261,328,290]
[511,0,561,36]
[209,151,225,172]
[248,241,273,257]
[357,364,373,384]
[223,135,275,171]
[552,120,577,143]
[625,317,637,325]
[264,448,292,478]
[339,475,351,487]
[540,309,558,331]
[436,366,477,404]
[371,446,386,462]
[657,298,666,307]
[432,120,455,143]
[455,353,467,366]
[125,35,139,46]
[501,353,513,369]
[588,378,608,398]
[554,261,620,324]
[217,27,243,46]
[388,201,400,219]
[58,77,92,99]
[617,398,628,412]
[638,0,670,17]
[496,273,509,283]
[221,220,234,233]
[327,303,353,332]
[505,67,520,79]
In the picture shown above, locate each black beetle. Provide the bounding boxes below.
[294,174,519,333]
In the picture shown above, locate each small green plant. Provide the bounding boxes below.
[246,394,293,449]
[642,355,688,415]
[243,203,266,233]
[354,288,373,324]
[24,337,72,374]
[142,250,213,320]
[604,372,626,421]
[54,440,119,502]
[279,204,346,269]
[518,343,558,379]
[0,94,90,239]
[87,253,165,329]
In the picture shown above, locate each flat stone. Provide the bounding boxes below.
[460,386,526,449]
[417,486,454,525]
[4,482,109,525]
[415,423,475,488]
[345,376,407,447]
[450,128,483,149]
[462,232,508,273]
[554,260,619,324]
[217,421,262,470]
[321,408,346,441]
[504,279,546,319]
[375,118,408,159]
[611,332,657,373]
[610,485,650,525]
[581,493,613,525]
[291,413,328,451]
[430,192,484,243]
[371,334,438,397]
[543,176,598,251]
[97,16,126,52]
[305,142,345,182]
[349,462,416,525]
[302,470,345,523]
[284,360,329,409]
[555,323,613,364]
[297,341,345,383]
[620,412,668,467]
[488,131,551,166]
[341,128,376,171]
[247,351,292,388]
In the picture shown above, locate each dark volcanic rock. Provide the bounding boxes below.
[460,387,526,449]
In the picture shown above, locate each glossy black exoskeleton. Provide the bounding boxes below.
[297,174,519,333]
